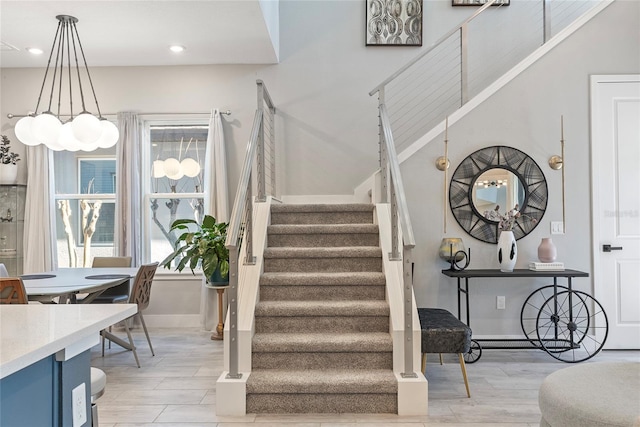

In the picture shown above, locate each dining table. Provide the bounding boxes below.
[22,267,139,304]
[22,266,142,356]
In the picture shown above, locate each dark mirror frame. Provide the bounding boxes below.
[449,146,548,244]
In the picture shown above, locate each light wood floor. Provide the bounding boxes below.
[91,327,639,427]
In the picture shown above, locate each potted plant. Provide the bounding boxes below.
[161,214,230,284]
[0,135,21,184]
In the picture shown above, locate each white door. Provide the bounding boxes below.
[592,75,640,349]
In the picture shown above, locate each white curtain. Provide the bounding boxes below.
[23,145,56,273]
[114,112,142,266]
[204,109,229,223]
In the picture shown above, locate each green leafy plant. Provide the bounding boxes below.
[161,214,229,281]
[0,135,21,165]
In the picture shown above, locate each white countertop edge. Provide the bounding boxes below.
[0,304,137,379]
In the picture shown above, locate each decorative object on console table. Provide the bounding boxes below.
[365,0,423,46]
[0,136,20,185]
[439,237,470,271]
[537,237,557,263]
[497,230,517,272]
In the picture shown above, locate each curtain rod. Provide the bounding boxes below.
[6,110,231,119]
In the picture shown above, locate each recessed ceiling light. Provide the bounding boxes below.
[169,45,185,53]
[27,47,44,55]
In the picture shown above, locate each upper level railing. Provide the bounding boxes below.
[225,80,276,379]
[369,0,603,153]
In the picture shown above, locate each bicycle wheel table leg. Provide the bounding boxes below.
[536,290,609,363]
[464,339,482,364]
[521,285,569,343]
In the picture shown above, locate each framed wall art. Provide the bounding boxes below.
[452,0,509,6]
[365,0,423,46]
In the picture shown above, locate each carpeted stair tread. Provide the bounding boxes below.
[247,369,397,394]
[252,332,392,352]
[260,272,386,286]
[255,300,389,317]
[271,204,374,213]
[264,246,382,258]
[267,224,379,234]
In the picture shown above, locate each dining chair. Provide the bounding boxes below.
[0,263,9,277]
[102,262,159,368]
[0,277,28,304]
[90,256,133,303]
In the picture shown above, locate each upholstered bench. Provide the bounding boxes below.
[418,307,472,397]
[538,362,640,427]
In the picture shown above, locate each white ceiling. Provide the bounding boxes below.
[0,1,279,68]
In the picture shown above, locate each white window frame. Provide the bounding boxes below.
[140,115,210,271]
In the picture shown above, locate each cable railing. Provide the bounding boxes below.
[378,101,417,378]
[370,0,607,154]
[225,79,276,379]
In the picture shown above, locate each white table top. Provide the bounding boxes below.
[0,304,137,379]
[22,267,139,300]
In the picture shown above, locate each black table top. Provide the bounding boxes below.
[441,268,589,278]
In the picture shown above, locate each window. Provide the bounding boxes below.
[53,149,117,268]
[143,121,209,269]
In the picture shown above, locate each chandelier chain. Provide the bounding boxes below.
[34,20,62,115]
[72,21,102,117]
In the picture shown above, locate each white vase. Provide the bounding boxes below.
[0,164,18,184]
[497,230,517,272]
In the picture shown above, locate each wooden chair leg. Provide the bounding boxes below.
[458,353,471,398]
[439,353,444,365]
[123,319,140,368]
[421,353,426,374]
[138,313,155,356]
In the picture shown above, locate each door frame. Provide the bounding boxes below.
[590,74,640,348]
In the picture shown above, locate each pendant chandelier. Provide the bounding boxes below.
[14,15,119,151]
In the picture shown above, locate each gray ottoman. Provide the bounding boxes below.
[539,362,640,427]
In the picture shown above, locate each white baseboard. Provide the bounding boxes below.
[142,314,202,328]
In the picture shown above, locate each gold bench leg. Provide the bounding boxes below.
[439,353,444,365]
[458,353,471,398]
[421,353,426,374]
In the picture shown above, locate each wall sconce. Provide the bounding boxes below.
[436,117,450,233]
[548,115,566,233]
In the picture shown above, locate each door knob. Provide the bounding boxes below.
[602,244,623,252]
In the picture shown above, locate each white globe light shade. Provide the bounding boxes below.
[163,157,184,180]
[32,113,62,146]
[14,116,40,146]
[152,160,166,178]
[72,113,102,144]
[95,120,119,149]
[181,158,201,178]
[57,122,83,151]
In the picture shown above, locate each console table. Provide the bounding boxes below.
[441,269,608,363]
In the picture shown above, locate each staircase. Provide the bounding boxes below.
[246,203,398,413]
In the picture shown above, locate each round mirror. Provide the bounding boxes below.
[449,146,547,244]
[472,169,526,220]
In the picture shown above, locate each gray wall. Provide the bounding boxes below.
[0,0,476,195]
[405,0,640,336]
[1,1,638,333]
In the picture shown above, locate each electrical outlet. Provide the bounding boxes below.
[497,296,506,310]
[72,382,87,427]
[551,221,565,235]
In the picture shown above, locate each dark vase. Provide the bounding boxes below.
[208,265,229,286]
